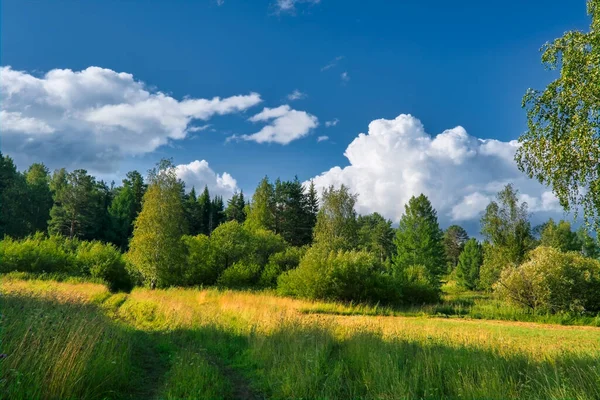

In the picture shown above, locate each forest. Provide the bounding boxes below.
[2,152,600,317]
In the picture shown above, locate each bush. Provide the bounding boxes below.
[0,233,77,274]
[184,222,288,287]
[278,247,401,305]
[182,234,217,285]
[0,234,130,292]
[259,246,306,287]
[76,241,132,292]
[495,246,600,313]
[396,265,440,305]
[479,243,514,290]
[218,261,262,289]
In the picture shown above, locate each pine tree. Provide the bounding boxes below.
[48,169,104,239]
[197,186,211,235]
[210,195,225,232]
[456,238,483,290]
[304,180,319,244]
[393,194,446,284]
[443,225,469,271]
[226,191,247,223]
[184,187,202,235]
[127,159,188,287]
[108,171,146,249]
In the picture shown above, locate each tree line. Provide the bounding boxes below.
[2,154,599,312]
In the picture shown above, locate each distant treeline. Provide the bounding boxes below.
[1,154,600,313]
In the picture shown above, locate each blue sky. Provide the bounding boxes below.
[0,0,592,230]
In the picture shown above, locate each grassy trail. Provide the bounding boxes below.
[2,278,600,399]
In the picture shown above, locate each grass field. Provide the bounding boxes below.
[2,276,600,399]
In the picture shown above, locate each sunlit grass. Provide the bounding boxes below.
[2,276,600,399]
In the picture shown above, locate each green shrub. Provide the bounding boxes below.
[0,234,130,292]
[218,261,262,289]
[278,247,400,305]
[0,233,77,274]
[183,234,217,286]
[397,265,440,305]
[259,246,306,287]
[495,246,600,313]
[76,241,132,292]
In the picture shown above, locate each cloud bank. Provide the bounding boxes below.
[0,66,261,173]
[309,114,563,227]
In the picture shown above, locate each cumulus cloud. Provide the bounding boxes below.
[175,160,237,198]
[286,89,307,101]
[0,66,261,173]
[309,114,564,228]
[317,136,329,142]
[325,118,339,127]
[235,105,318,144]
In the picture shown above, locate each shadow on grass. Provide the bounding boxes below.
[2,294,599,400]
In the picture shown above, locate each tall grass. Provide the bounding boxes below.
[2,276,600,399]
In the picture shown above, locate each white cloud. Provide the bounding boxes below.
[175,160,237,198]
[235,105,318,144]
[317,136,329,142]
[273,0,320,14]
[309,114,564,227]
[321,56,344,71]
[341,72,350,83]
[0,66,262,173]
[287,89,307,101]
[325,118,339,127]
[0,110,55,134]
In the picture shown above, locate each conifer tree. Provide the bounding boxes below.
[456,238,483,290]
[197,185,211,235]
[210,195,225,232]
[393,194,445,284]
[127,159,188,287]
[226,191,247,223]
[184,187,202,235]
[48,169,104,239]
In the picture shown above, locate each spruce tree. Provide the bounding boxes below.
[184,187,202,235]
[197,185,211,235]
[127,159,188,287]
[210,195,225,232]
[226,191,247,223]
[393,194,446,284]
[456,238,483,290]
[108,171,146,249]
